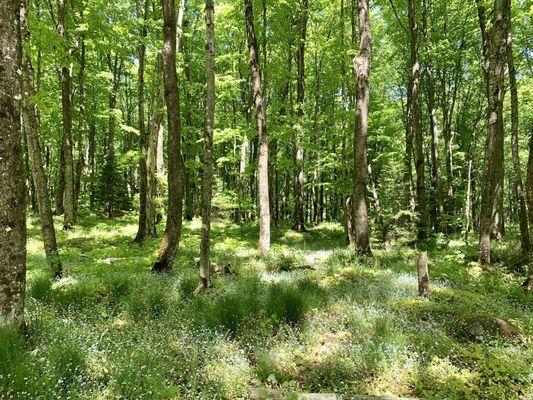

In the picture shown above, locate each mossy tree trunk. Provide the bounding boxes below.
[0,0,26,329]
[352,0,372,255]
[198,0,216,290]
[245,0,270,256]
[152,0,185,273]
[21,0,62,278]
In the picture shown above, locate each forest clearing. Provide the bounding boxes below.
[0,0,532,398]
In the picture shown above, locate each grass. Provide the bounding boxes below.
[1,213,531,399]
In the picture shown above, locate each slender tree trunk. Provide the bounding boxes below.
[153,0,185,273]
[245,0,270,256]
[57,0,75,230]
[88,117,96,209]
[369,163,390,250]
[74,26,85,220]
[508,29,529,254]
[147,54,164,236]
[525,131,533,292]
[293,0,308,232]
[0,0,26,329]
[409,0,427,243]
[55,145,65,215]
[477,0,509,265]
[198,0,215,291]
[352,0,372,255]
[134,0,150,243]
[422,0,443,233]
[21,0,62,278]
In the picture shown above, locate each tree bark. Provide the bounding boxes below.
[507,25,529,254]
[198,0,215,291]
[417,251,430,296]
[74,22,86,221]
[152,0,185,273]
[409,0,427,243]
[245,0,270,256]
[293,0,308,232]
[134,0,151,243]
[0,0,26,329]
[147,54,164,236]
[352,0,372,255]
[476,0,509,265]
[57,0,75,230]
[21,0,62,278]
[422,0,443,233]
[525,132,533,292]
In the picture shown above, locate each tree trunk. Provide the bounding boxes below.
[422,0,443,233]
[134,0,150,243]
[476,0,509,265]
[369,164,390,250]
[0,0,26,329]
[74,29,85,220]
[198,0,215,291]
[57,0,75,230]
[507,29,529,254]
[245,0,270,256]
[417,251,430,296]
[55,144,65,215]
[409,0,427,243]
[293,0,308,232]
[88,117,96,209]
[352,0,372,255]
[525,132,533,292]
[147,54,164,236]
[21,0,62,278]
[152,0,185,273]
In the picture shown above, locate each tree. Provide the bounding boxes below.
[152,0,185,273]
[21,0,62,278]
[408,0,427,243]
[293,0,308,232]
[507,17,529,255]
[57,0,76,230]
[0,0,26,329]
[134,0,152,243]
[477,0,509,265]
[245,0,271,256]
[198,0,216,291]
[352,0,372,255]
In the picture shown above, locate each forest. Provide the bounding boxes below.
[0,0,532,398]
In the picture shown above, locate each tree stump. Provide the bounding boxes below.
[417,251,430,296]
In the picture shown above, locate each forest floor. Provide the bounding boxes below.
[1,213,532,399]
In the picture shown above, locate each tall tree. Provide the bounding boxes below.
[293,0,308,232]
[245,0,270,255]
[507,17,529,255]
[152,0,185,273]
[476,0,509,265]
[352,0,372,255]
[21,0,62,278]
[408,0,427,242]
[198,0,215,290]
[422,0,444,233]
[0,0,26,329]
[134,0,151,243]
[57,0,75,230]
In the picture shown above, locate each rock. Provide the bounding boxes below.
[101,258,122,265]
[459,315,520,341]
[249,388,417,400]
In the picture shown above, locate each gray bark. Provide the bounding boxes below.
[152,0,185,273]
[0,0,26,329]
[21,0,62,277]
[352,0,372,255]
[245,0,271,256]
[198,0,215,290]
